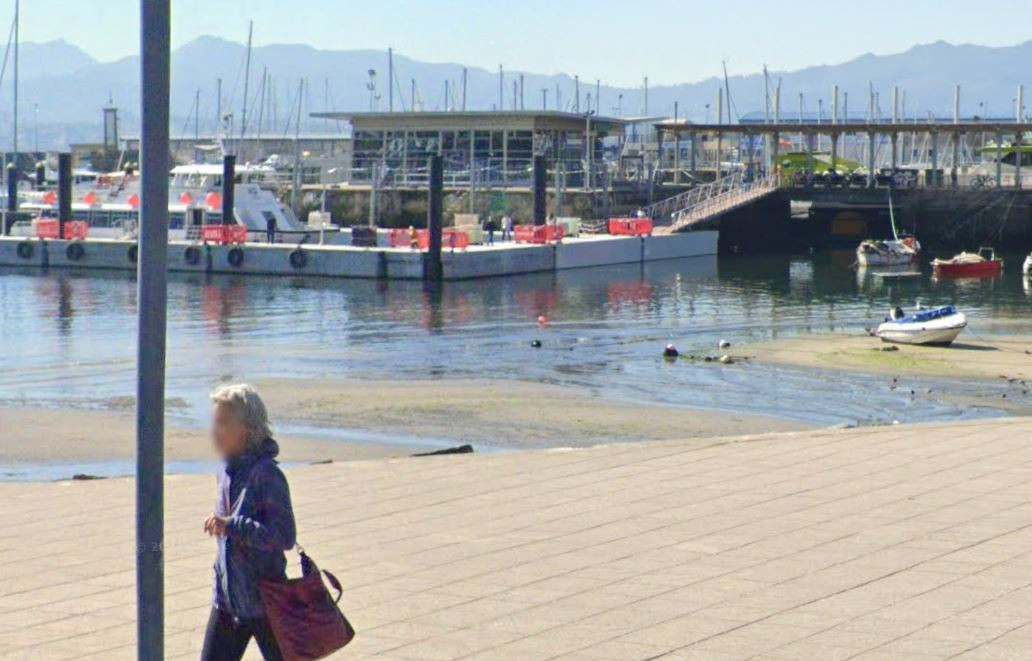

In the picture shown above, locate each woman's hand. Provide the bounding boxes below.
[203,514,228,537]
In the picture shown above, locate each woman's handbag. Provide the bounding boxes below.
[259,547,356,661]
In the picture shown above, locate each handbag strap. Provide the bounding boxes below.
[297,546,344,604]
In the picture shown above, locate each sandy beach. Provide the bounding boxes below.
[0,378,813,469]
[745,332,1032,380]
[254,377,812,449]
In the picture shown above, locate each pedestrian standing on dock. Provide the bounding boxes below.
[201,384,295,661]
[502,213,514,241]
[265,214,277,244]
[485,215,497,245]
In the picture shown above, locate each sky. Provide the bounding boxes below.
[13,0,1032,87]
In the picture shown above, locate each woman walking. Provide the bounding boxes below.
[201,384,296,661]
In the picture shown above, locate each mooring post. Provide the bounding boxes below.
[1016,133,1023,190]
[222,153,235,225]
[136,0,171,658]
[532,154,546,225]
[4,162,15,235]
[929,131,939,188]
[57,152,72,240]
[425,155,443,282]
[690,131,697,174]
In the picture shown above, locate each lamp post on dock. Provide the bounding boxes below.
[136,0,171,659]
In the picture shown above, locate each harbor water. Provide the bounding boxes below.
[1,251,1030,449]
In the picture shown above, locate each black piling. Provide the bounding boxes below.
[6,162,17,213]
[58,153,72,239]
[532,154,546,225]
[221,154,235,225]
[425,155,444,282]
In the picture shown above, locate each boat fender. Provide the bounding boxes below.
[66,241,85,262]
[16,240,33,260]
[184,245,201,265]
[227,246,245,267]
[289,248,307,269]
[127,244,139,264]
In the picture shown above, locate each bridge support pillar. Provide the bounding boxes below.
[673,130,681,185]
[867,131,876,189]
[930,131,939,188]
[996,130,1003,189]
[805,132,815,180]
[890,133,898,172]
[771,131,779,180]
[689,131,697,175]
[1016,133,1023,189]
[952,133,961,189]
[830,133,838,172]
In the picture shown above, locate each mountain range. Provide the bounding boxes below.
[6,36,1032,149]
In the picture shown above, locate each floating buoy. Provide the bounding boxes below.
[530,339,542,348]
[663,344,679,358]
[719,340,731,349]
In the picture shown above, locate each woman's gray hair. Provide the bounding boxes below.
[211,383,272,451]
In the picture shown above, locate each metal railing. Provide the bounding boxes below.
[645,171,747,224]
[667,173,781,231]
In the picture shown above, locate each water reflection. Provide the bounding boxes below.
[0,252,1029,428]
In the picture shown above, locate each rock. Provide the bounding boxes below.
[719,340,731,349]
[412,444,475,457]
[718,354,734,365]
[71,474,105,481]
[663,344,679,359]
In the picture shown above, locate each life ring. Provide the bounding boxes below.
[183,245,201,265]
[16,241,33,260]
[66,241,85,262]
[289,248,307,269]
[227,247,245,267]
[127,244,138,264]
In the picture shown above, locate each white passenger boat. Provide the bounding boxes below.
[11,163,304,240]
[875,305,967,346]
[1023,253,1032,277]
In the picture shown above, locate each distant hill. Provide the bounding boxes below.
[5,36,1032,149]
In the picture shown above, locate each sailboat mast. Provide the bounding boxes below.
[12,0,17,160]
[240,20,253,144]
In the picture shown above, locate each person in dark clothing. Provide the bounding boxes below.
[265,215,277,244]
[201,384,296,661]
[485,216,497,245]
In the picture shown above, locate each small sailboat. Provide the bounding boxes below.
[931,247,1002,278]
[856,191,920,267]
[875,305,968,346]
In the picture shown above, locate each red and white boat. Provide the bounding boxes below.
[932,247,1002,278]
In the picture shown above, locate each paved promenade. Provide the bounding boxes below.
[3,418,1032,660]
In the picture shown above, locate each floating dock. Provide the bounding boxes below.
[0,231,717,280]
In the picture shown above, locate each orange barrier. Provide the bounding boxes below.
[200,224,249,244]
[388,229,469,250]
[36,219,89,240]
[514,224,565,244]
[608,217,653,236]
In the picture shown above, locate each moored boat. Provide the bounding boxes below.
[931,248,1002,278]
[875,305,967,346]
[856,236,921,267]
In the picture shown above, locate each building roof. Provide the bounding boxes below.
[311,110,627,135]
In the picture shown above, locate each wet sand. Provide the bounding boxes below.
[745,333,1032,381]
[0,378,813,468]
[0,407,417,465]
[253,377,812,449]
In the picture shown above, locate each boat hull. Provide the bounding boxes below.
[857,252,917,267]
[932,261,1002,278]
[876,311,968,346]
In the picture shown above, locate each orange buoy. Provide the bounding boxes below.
[82,191,97,205]
[205,191,222,210]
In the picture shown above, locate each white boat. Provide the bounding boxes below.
[875,305,967,346]
[11,162,304,241]
[1023,253,1032,277]
[856,236,921,266]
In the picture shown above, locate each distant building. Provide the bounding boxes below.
[311,111,626,189]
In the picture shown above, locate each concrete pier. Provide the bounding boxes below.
[4,417,1032,659]
[0,231,718,281]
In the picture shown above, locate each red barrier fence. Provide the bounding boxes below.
[36,219,89,240]
[200,224,249,244]
[514,224,564,244]
[608,217,653,236]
